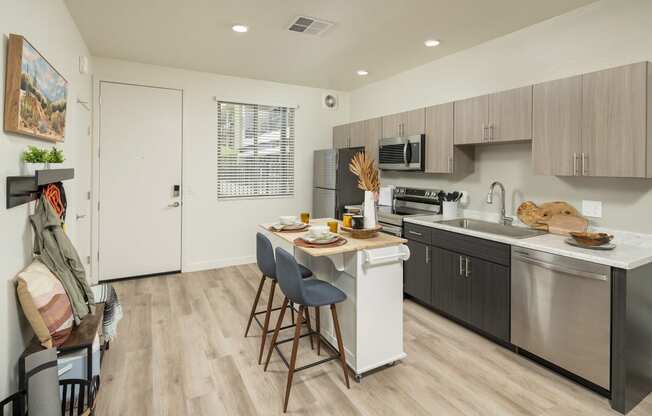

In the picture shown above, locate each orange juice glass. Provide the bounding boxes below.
[342,214,353,228]
[300,212,310,224]
[327,220,339,233]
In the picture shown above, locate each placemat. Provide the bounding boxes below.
[268,224,310,233]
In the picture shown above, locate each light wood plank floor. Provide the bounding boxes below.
[95,265,652,415]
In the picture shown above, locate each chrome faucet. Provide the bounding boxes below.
[487,181,513,225]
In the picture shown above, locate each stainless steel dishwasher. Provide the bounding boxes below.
[511,247,611,390]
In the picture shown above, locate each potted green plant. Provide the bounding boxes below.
[46,147,65,168]
[21,146,48,175]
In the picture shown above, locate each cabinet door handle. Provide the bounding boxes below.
[573,153,578,176]
[425,246,430,264]
[459,256,465,276]
[408,230,422,237]
[489,124,494,141]
[581,153,588,176]
[482,123,487,141]
[448,156,453,173]
[465,257,471,278]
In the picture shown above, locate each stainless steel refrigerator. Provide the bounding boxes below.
[313,148,365,220]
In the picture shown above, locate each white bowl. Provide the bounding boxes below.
[280,215,298,225]
[308,225,329,238]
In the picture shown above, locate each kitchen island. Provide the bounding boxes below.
[260,219,408,380]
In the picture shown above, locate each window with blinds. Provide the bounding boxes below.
[217,101,295,199]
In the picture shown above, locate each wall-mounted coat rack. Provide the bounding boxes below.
[6,168,74,209]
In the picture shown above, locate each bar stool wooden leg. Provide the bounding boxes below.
[304,307,315,350]
[244,275,266,337]
[330,304,350,389]
[284,305,305,413]
[264,297,289,371]
[315,307,321,356]
[258,280,277,365]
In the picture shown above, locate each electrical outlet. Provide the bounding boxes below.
[582,200,602,218]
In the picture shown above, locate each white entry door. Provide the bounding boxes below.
[98,82,182,281]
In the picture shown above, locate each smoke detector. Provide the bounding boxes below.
[288,16,334,36]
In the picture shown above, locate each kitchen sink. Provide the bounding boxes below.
[438,218,546,239]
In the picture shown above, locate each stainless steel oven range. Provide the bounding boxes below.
[377,186,441,236]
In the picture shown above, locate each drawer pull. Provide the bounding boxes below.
[408,230,423,237]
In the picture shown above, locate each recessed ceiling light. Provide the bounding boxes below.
[357,70,369,76]
[232,24,249,33]
[424,39,441,47]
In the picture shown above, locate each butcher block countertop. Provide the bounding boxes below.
[260,218,407,257]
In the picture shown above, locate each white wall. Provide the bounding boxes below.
[91,58,350,276]
[0,0,92,399]
[350,0,652,233]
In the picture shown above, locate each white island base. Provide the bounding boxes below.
[263,229,408,380]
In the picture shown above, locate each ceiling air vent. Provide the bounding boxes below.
[287,16,334,36]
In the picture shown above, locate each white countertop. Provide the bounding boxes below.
[405,215,652,270]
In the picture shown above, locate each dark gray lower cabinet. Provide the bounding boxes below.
[468,256,510,342]
[432,247,470,322]
[404,239,431,304]
[405,227,510,343]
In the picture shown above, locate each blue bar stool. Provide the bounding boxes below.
[245,233,315,365]
[264,247,350,413]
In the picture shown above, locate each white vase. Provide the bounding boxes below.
[363,191,377,229]
[22,162,46,176]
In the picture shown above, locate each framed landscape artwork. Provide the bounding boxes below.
[4,34,68,142]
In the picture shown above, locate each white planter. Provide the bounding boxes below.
[22,162,46,176]
[47,163,63,170]
[363,191,377,228]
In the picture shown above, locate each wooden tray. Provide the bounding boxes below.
[340,225,382,239]
[268,224,310,233]
[294,236,348,248]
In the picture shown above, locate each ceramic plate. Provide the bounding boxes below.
[565,238,616,250]
[302,233,339,245]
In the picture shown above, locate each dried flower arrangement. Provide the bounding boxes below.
[348,151,379,193]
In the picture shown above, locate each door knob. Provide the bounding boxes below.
[168,202,181,208]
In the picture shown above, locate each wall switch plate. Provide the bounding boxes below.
[582,200,602,218]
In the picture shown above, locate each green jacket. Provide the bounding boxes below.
[30,196,95,323]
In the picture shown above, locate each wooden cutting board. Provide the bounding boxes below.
[517,201,587,235]
[543,214,589,236]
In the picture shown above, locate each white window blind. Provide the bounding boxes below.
[217,101,295,199]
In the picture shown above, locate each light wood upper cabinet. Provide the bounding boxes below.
[364,117,382,162]
[454,86,532,144]
[489,86,532,142]
[582,62,647,178]
[381,108,425,138]
[532,62,651,178]
[425,103,473,174]
[381,112,402,138]
[349,120,366,148]
[332,124,350,149]
[339,118,381,161]
[405,108,425,137]
[532,76,582,176]
[454,95,488,144]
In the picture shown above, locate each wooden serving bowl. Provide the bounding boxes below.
[569,232,613,247]
[340,225,382,239]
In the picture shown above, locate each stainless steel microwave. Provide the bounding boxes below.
[378,135,425,171]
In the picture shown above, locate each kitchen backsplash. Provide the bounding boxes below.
[380,142,652,234]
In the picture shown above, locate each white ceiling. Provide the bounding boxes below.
[65,0,597,91]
